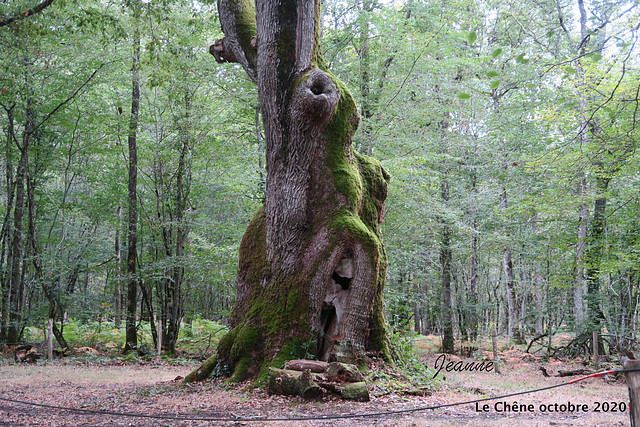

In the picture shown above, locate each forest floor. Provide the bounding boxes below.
[0,336,630,426]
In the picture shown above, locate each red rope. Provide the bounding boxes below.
[567,369,616,384]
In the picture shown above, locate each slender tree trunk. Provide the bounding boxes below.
[125,25,141,352]
[503,245,517,340]
[356,0,395,158]
[570,0,610,336]
[532,214,545,336]
[358,0,373,156]
[585,175,610,331]
[6,100,32,344]
[574,176,588,333]
[440,180,454,353]
[0,105,16,343]
[492,89,519,342]
[165,91,191,354]
[468,141,479,341]
[114,206,122,329]
[500,189,519,341]
[26,172,68,349]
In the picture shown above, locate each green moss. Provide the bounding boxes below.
[215,324,263,381]
[217,328,238,360]
[368,283,392,362]
[238,206,268,287]
[325,73,363,210]
[355,151,390,228]
[120,353,137,363]
[229,356,252,382]
[264,287,306,337]
[256,336,315,384]
[181,354,219,384]
[230,326,261,361]
[340,381,370,401]
[230,0,257,55]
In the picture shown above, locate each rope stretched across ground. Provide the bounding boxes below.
[0,368,630,422]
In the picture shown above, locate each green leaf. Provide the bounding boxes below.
[591,54,602,61]
[490,80,500,89]
[486,71,499,77]
[492,48,503,58]
[565,66,576,74]
[467,31,477,44]
[458,93,471,99]
[515,53,529,64]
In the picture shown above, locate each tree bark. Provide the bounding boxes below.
[114,206,122,329]
[574,176,588,334]
[503,245,518,341]
[6,99,32,344]
[440,180,454,354]
[467,141,479,341]
[0,105,16,343]
[569,0,611,336]
[124,21,141,352]
[585,175,609,332]
[164,90,191,354]
[358,0,373,156]
[187,0,390,382]
[498,186,519,342]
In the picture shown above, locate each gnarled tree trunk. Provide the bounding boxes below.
[187,0,390,382]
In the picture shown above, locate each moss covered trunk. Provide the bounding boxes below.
[187,0,390,382]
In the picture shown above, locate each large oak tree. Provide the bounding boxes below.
[186,0,390,381]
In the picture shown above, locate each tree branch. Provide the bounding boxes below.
[34,62,104,132]
[0,0,56,27]
[212,0,258,82]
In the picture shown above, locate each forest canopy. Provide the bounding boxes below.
[0,0,639,361]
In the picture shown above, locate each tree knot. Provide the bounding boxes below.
[210,38,238,64]
[292,69,339,128]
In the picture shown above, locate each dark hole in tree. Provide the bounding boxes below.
[321,305,336,335]
[310,82,324,95]
[332,271,352,290]
[319,305,337,361]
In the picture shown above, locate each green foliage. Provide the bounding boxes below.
[62,319,125,349]
[1,0,639,371]
[368,331,440,395]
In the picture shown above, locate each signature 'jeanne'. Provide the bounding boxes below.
[432,354,495,379]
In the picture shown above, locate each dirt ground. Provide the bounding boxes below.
[0,352,631,427]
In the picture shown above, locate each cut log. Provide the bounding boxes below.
[284,359,328,373]
[25,352,42,363]
[337,382,370,401]
[267,368,322,399]
[555,369,592,377]
[325,362,363,383]
[15,344,32,362]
